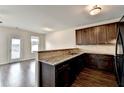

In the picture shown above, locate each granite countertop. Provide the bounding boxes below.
[39,52,85,66]
[38,51,115,66]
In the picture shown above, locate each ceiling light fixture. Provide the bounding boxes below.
[42,27,53,31]
[90,5,101,15]
[0,21,3,23]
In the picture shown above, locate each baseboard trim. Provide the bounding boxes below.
[0,58,35,66]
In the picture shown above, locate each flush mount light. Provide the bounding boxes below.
[90,5,101,15]
[42,27,53,31]
[0,21,3,23]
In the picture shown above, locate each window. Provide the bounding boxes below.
[31,36,39,53]
[11,38,21,59]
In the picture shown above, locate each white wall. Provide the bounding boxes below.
[46,29,116,55]
[0,26,45,65]
[46,29,76,50]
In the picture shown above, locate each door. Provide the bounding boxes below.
[11,38,21,62]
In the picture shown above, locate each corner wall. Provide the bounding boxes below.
[46,29,116,55]
[0,26,45,65]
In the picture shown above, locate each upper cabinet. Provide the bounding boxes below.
[96,25,107,44]
[75,23,117,45]
[107,23,117,43]
[75,30,82,45]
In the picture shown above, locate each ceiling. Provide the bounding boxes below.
[0,5,124,34]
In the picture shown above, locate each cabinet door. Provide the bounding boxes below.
[76,30,82,45]
[87,54,98,68]
[89,27,97,44]
[97,55,114,72]
[106,23,117,43]
[81,29,87,44]
[69,59,77,83]
[56,63,71,87]
[85,28,90,44]
[85,54,97,69]
[77,55,85,72]
[84,54,114,72]
[70,56,81,75]
[96,25,107,44]
[69,54,84,82]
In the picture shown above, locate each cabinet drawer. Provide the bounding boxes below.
[55,61,70,71]
[56,63,70,72]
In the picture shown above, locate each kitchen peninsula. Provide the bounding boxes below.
[37,48,115,87]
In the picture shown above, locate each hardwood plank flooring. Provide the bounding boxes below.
[0,61,118,87]
[71,68,118,87]
[0,60,35,87]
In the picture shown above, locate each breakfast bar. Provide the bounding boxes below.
[37,48,115,87]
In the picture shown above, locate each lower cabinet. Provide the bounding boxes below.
[55,55,85,87]
[70,54,85,77]
[38,53,115,87]
[55,63,71,87]
[38,54,85,87]
[84,53,114,72]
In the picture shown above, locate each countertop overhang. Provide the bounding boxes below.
[38,51,115,66]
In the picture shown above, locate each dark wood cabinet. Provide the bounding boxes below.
[96,25,107,44]
[84,54,98,68]
[84,53,114,72]
[75,30,82,45]
[81,29,87,44]
[38,53,115,87]
[55,55,85,87]
[107,23,117,43]
[39,54,85,87]
[75,23,117,45]
[89,27,97,44]
[69,54,85,83]
[55,63,71,87]
[81,28,97,45]
[74,54,85,72]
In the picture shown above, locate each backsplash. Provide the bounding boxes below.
[38,48,81,60]
[77,44,116,55]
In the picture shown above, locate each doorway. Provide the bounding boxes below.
[11,38,21,62]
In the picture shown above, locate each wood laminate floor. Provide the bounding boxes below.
[0,60,35,87]
[0,60,118,87]
[71,68,118,87]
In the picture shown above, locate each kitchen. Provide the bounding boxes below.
[37,22,118,87]
[36,6,124,86]
[0,5,124,87]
